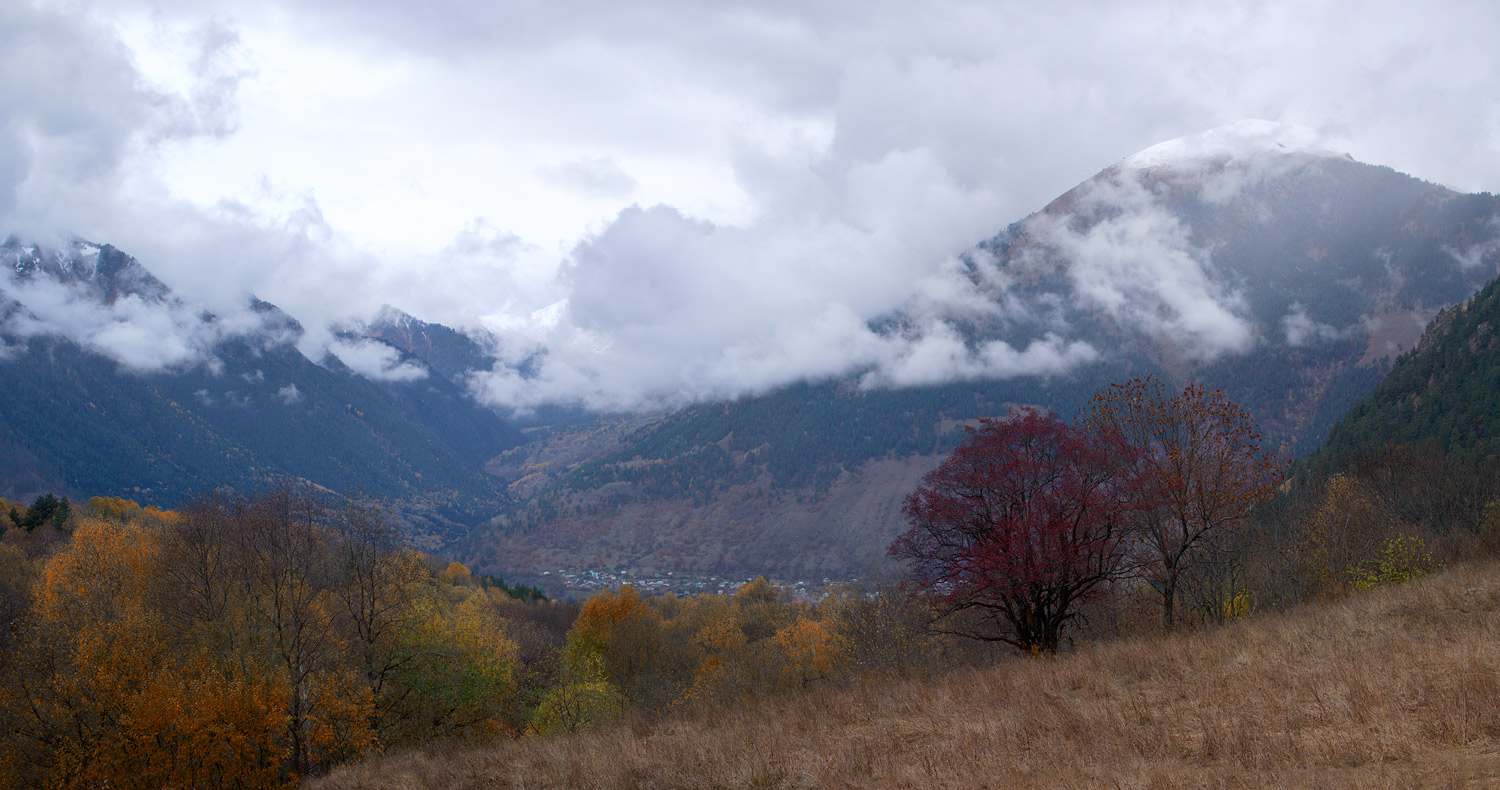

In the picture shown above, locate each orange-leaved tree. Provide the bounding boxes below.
[3,516,294,790]
[1082,376,1283,629]
[531,586,659,733]
[562,585,664,706]
[772,616,842,688]
[178,488,376,776]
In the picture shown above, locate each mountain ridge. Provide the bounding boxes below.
[0,239,525,543]
[4,128,1500,585]
[463,140,1500,586]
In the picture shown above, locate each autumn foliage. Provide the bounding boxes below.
[891,410,1139,653]
[0,488,524,789]
[0,486,948,788]
[1083,377,1284,628]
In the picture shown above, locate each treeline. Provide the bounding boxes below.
[0,488,574,789]
[1113,440,1498,631]
[0,488,990,789]
[522,576,991,736]
[1159,440,1500,619]
[1248,440,1500,608]
[886,377,1500,655]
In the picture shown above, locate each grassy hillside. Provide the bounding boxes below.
[312,560,1500,789]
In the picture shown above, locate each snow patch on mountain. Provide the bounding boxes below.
[0,238,302,373]
[1122,119,1350,173]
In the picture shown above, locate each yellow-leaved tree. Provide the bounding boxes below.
[2,517,294,790]
[383,581,519,743]
[773,616,843,688]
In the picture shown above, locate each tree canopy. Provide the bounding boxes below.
[890,410,1138,653]
[1083,377,1283,628]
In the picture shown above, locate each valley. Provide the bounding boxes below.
[4,127,1500,591]
[5,123,1500,788]
[8,2,1500,786]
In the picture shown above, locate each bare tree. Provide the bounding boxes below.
[1083,377,1283,629]
[327,499,427,741]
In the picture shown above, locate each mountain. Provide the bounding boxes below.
[0,238,525,542]
[6,124,1499,586]
[463,122,1500,585]
[353,305,500,383]
[9,238,171,303]
[333,307,526,470]
[960,123,1499,453]
[1305,273,1500,472]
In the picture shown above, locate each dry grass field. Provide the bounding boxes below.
[312,561,1500,789]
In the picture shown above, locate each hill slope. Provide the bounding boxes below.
[1308,274,1500,473]
[312,561,1500,789]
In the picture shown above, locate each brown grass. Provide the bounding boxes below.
[311,562,1500,789]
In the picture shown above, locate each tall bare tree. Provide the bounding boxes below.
[1083,377,1283,629]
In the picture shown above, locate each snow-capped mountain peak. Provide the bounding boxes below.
[1121,120,1349,173]
[3,236,170,304]
[372,304,419,330]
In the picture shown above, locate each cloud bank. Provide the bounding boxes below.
[0,261,271,372]
[327,337,428,382]
[4,1,1500,408]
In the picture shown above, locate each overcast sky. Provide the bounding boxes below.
[5,0,1500,409]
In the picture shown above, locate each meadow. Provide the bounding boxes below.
[312,559,1500,789]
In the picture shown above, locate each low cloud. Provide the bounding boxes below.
[1026,173,1257,361]
[1282,302,1350,347]
[0,267,268,372]
[1445,232,1500,272]
[859,324,1099,389]
[326,337,428,382]
[463,142,1023,410]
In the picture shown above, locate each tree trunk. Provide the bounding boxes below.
[1162,571,1177,630]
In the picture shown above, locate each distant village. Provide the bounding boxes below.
[539,568,848,601]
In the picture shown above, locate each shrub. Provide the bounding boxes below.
[1349,534,1438,593]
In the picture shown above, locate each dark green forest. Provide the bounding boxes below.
[1307,274,1500,475]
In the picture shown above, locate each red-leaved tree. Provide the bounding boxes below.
[889,410,1138,654]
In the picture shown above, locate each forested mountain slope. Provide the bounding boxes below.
[0,239,524,541]
[467,128,1500,584]
[1307,273,1500,473]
